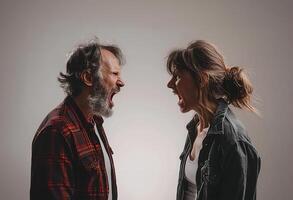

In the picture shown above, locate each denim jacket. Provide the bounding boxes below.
[176,99,261,200]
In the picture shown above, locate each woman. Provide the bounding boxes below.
[166,40,261,200]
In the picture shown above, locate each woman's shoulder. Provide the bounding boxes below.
[219,109,254,149]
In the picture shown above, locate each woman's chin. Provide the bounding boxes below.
[180,107,190,113]
[178,103,190,113]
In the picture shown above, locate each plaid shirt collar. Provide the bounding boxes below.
[65,95,104,129]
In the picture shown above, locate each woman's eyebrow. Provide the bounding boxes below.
[173,67,179,75]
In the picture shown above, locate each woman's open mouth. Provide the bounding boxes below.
[177,95,185,108]
[173,90,185,108]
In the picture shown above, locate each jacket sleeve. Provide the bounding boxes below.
[30,127,75,200]
[219,141,260,200]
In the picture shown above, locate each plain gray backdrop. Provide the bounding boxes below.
[0,0,292,199]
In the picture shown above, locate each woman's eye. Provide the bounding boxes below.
[112,72,119,76]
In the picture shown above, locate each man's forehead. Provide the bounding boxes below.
[100,49,120,70]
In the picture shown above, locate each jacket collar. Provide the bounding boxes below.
[208,98,229,135]
[186,98,229,140]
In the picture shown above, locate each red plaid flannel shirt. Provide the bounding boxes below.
[30,96,117,200]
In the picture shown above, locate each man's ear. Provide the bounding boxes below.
[81,70,93,87]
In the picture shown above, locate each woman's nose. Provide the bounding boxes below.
[167,78,175,89]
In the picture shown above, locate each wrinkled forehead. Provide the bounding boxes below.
[100,49,121,71]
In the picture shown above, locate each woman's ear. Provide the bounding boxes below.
[81,70,93,87]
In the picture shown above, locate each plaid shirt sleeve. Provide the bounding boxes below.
[30,126,75,200]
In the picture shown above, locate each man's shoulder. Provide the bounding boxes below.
[34,100,81,141]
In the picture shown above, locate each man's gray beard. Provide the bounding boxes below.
[88,77,113,118]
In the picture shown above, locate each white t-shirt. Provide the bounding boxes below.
[94,125,112,200]
[185,126,209,185]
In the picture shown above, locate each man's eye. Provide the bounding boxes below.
[112,72,119,76]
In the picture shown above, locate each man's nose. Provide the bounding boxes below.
[117,79,125,88]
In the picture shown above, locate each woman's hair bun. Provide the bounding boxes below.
[223,66,253,104]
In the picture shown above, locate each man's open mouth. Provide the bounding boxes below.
[109,89,119,107]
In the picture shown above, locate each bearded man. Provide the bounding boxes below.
[30,40,125,200]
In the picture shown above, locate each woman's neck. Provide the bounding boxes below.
[197,100,218,132]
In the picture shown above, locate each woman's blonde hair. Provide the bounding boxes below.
[167,40,256,127]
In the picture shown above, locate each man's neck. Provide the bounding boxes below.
[73,92,93,123]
